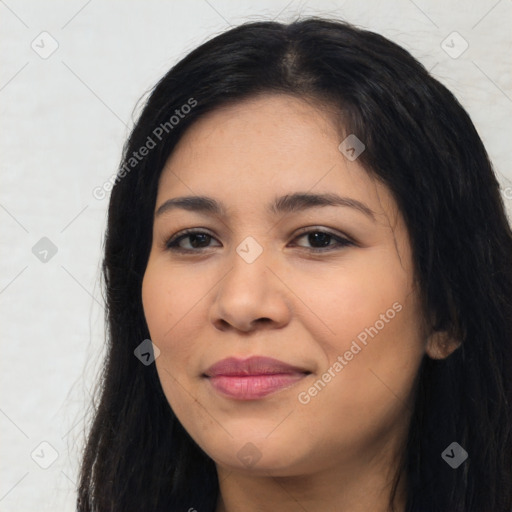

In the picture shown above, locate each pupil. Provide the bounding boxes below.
[309,232,331,247]
[190,234,210,248]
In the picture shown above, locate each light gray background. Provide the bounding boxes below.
[1,1,511,510]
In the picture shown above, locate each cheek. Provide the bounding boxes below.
[289,250,410,347]
[142,260,204,343]
[291,249,424,411]
[142,261,206,419]
[142,262,200,373]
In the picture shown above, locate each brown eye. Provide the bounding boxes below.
[165,228,353,254]
[166,230,220,252]
[292,229,353,252]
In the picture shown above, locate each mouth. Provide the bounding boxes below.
[203,356,311,400]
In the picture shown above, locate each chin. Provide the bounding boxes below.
[205,438,314,476]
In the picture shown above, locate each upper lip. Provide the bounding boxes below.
[204,356,310,377]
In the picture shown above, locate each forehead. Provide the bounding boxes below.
[157,94,395,219]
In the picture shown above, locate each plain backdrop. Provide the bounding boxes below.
[1,1,511,510]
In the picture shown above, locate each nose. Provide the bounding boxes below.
[209,246,292,333]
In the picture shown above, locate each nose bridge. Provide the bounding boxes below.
[235,234,266,266]
[210,235,290,331]
[223,235,272,302]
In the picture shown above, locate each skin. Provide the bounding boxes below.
[141,94,458,512]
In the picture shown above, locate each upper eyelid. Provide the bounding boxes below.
[168,226,346,240]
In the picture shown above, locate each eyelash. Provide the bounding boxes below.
[165,227,354,254]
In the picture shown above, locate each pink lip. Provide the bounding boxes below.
[204,356,310,400]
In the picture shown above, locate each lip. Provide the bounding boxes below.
[204,356,311,400]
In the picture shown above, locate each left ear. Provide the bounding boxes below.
[425,329,462,360]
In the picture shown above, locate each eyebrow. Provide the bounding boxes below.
[155,192,376,220]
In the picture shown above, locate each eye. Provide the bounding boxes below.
[166,229,220,252]
[291,228,353,252]
[165,227,354,253]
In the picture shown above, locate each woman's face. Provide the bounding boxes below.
[142,94,432,478]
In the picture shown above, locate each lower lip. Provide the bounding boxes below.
[207,373,308,400]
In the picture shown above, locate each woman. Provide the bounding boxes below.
[77,18,512,512]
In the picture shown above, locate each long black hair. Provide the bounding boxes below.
[77,17,512,512]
